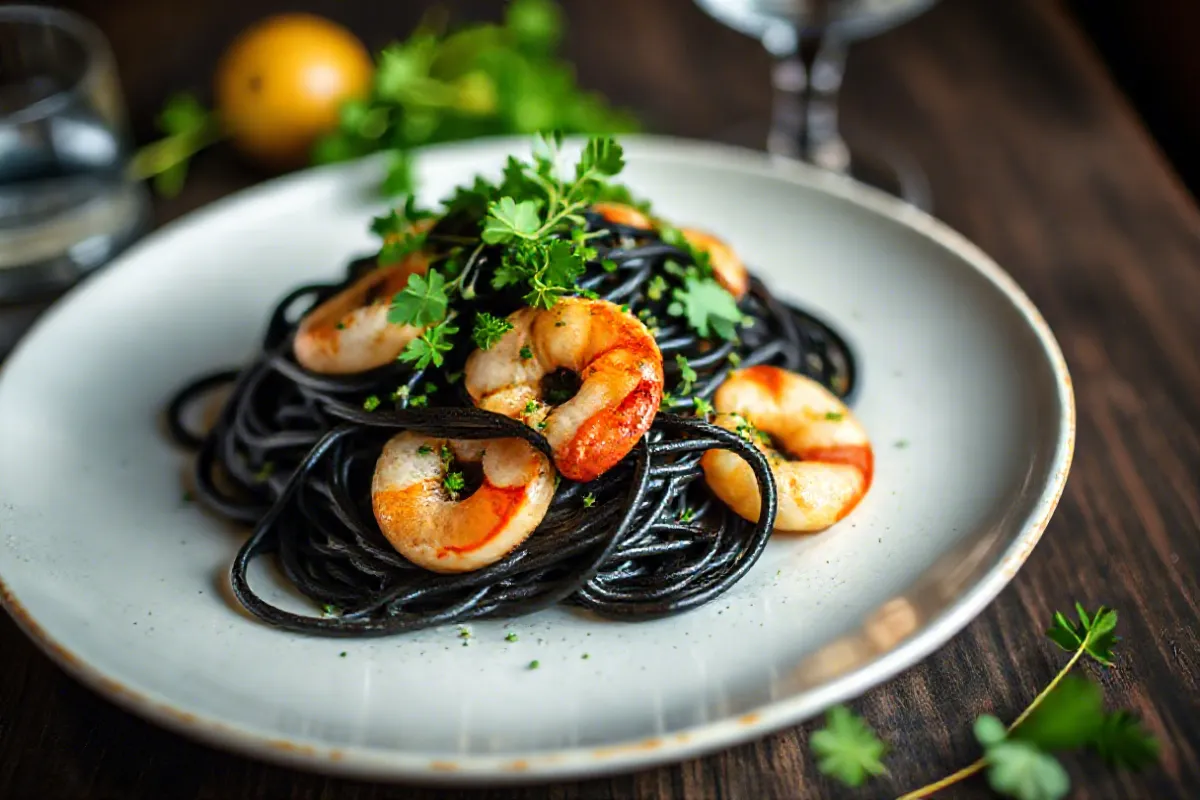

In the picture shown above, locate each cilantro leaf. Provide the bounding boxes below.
[576,136,624,179]
[670,276,742,340]
[482,197,542,244]
[472,312,513,350]
[984,743,1070,800]
[399,323,457,369]
[1047,604,1118,666]
[810,705,888,787]
[389,271,448,327]
[1091,711,1159,771]
[543,239,585,286]
[1012,675,1106,752]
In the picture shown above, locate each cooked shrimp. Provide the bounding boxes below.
[371,432,555,573]
[293,219,435,374]
[679,227,749,299]
[465,298,664,482]
[592,201,653,230]
[701,365,872,532]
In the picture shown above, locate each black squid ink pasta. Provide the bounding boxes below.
[166,137,859,637]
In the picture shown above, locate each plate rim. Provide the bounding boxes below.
[0,134,1075,783]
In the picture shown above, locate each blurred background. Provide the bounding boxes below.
[2,0,1199,354]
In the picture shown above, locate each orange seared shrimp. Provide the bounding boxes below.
[679,228,749,299]
[465,298,664,482]
[371,433,555,573]
[293,220,435,374]
[594,203,748,299]
[701,365,872,532]
[592,201,653,230]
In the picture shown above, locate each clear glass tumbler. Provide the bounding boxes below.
[0,6,149,301]
[695,0,938,210]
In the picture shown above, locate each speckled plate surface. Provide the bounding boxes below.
[0,137,1073,783]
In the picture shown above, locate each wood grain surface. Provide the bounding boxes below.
[2,0,1198,797]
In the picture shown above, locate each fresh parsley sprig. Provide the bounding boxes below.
[810,604,1159,800]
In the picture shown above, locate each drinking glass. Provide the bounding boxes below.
[695,0,938,210]
[0,6,149,302]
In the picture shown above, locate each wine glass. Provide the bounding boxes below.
[0,6,149,303]
[695,0,938,211]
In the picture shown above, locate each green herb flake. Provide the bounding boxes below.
[444,471,466,498]
[528,659,540,670]
[519,344,534,360]
[473,311,514,350]
[693,396,714,420]
[824,411,845,421]
[505,632,518,642]
[417,445,433,455]
[582,492,596,508]
[362,395,381,411]
[810,705,888,787]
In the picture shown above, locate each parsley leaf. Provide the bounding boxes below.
[1091,711,1159,771]
[399,323,457,369]
[693,396,714,420]
[670,276,742,340]
[482,197,542,244]
[389,270,448,327]
[1047,604,1118,666]
[582,492,596,508]
[976,719,1070,800]
[576,136,624,179]
[543,239,586,286]
[472,312,513,350]
[810,705,888,787]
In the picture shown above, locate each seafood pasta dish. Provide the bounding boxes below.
[168,135,874,636]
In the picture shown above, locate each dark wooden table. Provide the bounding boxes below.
[3,0,1198,797]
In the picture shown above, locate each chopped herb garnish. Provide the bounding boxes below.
[679,507,695,523]
[824,411,845,421]
[362,395,381,411]
[417,445,433,455]
[254,461,275,482]
[444,471,466,498]
[727,351,742,367]
[458,627,471,639]
[389,385,409,401]
[424,382,439,394]
[408,394,429,407]
[519,344,534,360]
[335,321,346,330]
[647,274,667,301]
[555,320,567,327]
[675,354,697,395]
[523,399,538,415]
[582,492,596,508]
[693,396,714,420]
[473,311,514,350]
[528,659,540,670]
[505,632,518,642]
[667,276,741,340]
[321,603,340,617]
[582,653,590,660]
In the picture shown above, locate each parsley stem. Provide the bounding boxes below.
[894,640,1089,799]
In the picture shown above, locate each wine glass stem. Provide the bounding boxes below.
[768,32,850,173]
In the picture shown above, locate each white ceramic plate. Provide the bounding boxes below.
[0,137,1073,783]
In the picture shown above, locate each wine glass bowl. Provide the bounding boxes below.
[696,0,939,210]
